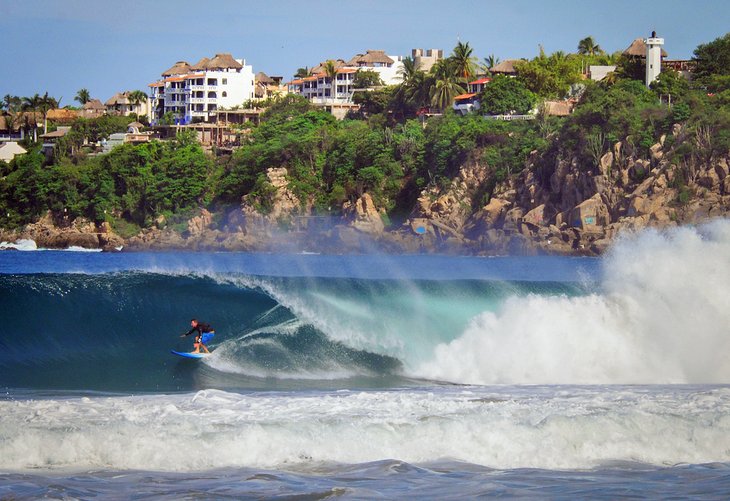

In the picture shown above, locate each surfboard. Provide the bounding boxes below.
[171,350,210,359]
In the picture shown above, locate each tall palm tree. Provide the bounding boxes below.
[38,92,58,134]
[75,88,91,105]
[450,41,477,80]
[578,36,604,56]
[397,56,422,86]
[21,94,42,141]
[323,60,338,101]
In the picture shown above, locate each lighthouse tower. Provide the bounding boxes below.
[645,30,664,87]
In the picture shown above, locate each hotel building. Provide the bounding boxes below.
[148,53,255,125]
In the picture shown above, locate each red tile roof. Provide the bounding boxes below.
[454,93,477,100]
[469,77,491,85]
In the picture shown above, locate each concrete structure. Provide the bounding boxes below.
[148,53,255,125]
[588,65,617,81]
[412,48,443,72]
[0,141,26,162]
[645,31,664,87]
[101,123,155,153]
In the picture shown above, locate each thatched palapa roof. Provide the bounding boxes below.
[623,38,668,58]
[82,99,105,111]
[105,92,130,106]
[162,61,192,76]
[347,50,394,66]
[256,72,275,84]
[190,57,211,71]
[310,59,346,74]
[206,53,243,70]
[47,109,79,122]
[489,59,522,74]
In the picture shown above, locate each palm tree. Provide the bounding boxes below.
[4,109,19,139]
[397,56,422,86]
[429,59,466,112]
[75,88,91,105]
[578,36,603,56]
[2,94,21,113]
[482,54,500,74]
[128,90,148,115]
[450,41,477,80]
[21,94,42,141]
[323,60,338,101]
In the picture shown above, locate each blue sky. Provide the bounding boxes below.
[1,0,728,104]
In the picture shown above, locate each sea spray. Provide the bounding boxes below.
[415,221,730,384]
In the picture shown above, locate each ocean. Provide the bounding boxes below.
[2,220,730,499]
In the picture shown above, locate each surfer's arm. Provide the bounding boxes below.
[180,327,196,337]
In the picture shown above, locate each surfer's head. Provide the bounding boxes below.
[190,318,198,327]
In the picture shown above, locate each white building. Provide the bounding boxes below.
[149,53,255,125]
[288,50,405,104]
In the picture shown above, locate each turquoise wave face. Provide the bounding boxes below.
[0,272,582,392]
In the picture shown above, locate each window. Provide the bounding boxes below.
[222,91,227,97]
[222,78,227,85]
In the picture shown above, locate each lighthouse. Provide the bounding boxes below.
[645,30,664,87]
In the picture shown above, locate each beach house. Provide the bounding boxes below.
[148,53,255,125]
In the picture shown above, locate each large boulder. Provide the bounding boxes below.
[343,193,384,235]
[569,194,609,231]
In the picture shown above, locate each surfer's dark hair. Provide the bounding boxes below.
[191,318,197,322]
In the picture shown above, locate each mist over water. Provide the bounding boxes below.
[416,221,730,384]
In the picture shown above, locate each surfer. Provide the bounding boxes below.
[180,319,214,353]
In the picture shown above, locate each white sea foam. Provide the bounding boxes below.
[415,221,730,384]
[2,386,730,471]
[0,239,37,251]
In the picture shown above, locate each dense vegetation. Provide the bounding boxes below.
[1,33,729,234]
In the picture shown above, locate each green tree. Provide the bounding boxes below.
[480,75,536,115]
[352,69,384,89]
[693,32,730,82]
[294,67,311,78]
[515,54,582,98]
[127,90,148,111]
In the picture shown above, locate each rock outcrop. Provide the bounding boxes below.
[1,212,125,251]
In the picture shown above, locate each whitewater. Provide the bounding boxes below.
[1,220,730,498]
